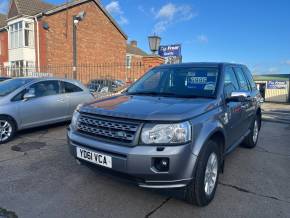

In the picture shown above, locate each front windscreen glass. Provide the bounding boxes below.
[0,78,33,97]
[127,67,219,98]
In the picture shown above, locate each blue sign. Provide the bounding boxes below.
[158,44,182,57]
[267,81,287,89]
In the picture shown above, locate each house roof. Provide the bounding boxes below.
[0,14,7,29]
[126,44,148,56]
[7,0,55,19]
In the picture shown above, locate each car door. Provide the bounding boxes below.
[233,67,252,134]
[223,66,244,147]
[18,80,68,128]
[61,81,94,116]
[242,66,259,129]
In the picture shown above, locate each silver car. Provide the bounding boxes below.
[0,77,95,143]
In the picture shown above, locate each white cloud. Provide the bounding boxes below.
[156,3,176,20]
[283,60,290,65]
[152,3,197,34]
[196,34,208,44]
[0,0,8,13]
[119,16,128,25]
[105,1,122,14]
[105,1,128,25]
[153,21,168,34]
[268,67,279,73]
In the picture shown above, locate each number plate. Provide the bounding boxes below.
[76,147,112,168]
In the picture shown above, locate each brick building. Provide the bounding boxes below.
[0,14,8,66]
[0,0,127,72]
[0,0,164,81]
[126,40,148,66]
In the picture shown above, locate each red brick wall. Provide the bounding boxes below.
[35,20,48,69]
[0,31,8,65]
[40,1,126,67]
[142,56,165,72]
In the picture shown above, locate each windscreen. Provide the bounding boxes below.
[127,67,219,98]
[0,78,33,97]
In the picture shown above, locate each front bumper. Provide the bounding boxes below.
[67,129,197,188]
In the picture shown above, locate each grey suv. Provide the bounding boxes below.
[67,63,262,206]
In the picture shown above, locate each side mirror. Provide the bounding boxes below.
[226,91,250,103]
[23,92,35,100]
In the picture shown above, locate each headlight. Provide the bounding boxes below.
[71,110,80,130]
[141,121,191,144]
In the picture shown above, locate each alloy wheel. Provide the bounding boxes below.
[0,120,12,142]
[204,152,218,196]
[253,120,259,144]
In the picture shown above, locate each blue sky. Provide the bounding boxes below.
[1,0,290,74]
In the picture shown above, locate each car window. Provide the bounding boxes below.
[224,67,239,98]
[0,78,33,97]
[11,89,26,102]
[234,67,250,91]
[28,81,60,98]
[127,67,219,98]
[242,67,257,90]
[62,81,83,93]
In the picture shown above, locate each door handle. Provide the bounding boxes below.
[57,98,65,102]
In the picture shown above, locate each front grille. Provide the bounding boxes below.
[77,113,140,144]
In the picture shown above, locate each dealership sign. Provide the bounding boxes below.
[158,44,182,57]
[267,80,287,89]
[158,44,182,64]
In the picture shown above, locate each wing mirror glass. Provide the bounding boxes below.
[23,89,36,100]
[226,91,250,103]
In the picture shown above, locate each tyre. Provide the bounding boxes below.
[0,116,16,144]
[242,116,260,149]
[185,140,221,206]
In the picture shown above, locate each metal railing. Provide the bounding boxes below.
[0,62,147,99]
[0,62,146,84]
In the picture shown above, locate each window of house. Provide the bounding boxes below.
[24,22,34,47]
[10,60,24,77]
[9,21,34,49]
[126,55,132,69]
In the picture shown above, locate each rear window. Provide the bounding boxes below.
[62,81,83,93]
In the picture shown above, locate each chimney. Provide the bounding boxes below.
[130,40,137,47]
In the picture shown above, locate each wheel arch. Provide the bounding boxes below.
[192,123,226,158]
[0,114,18,131]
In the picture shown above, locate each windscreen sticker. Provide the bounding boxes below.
[204,82,216,91]
[185,71,217,90]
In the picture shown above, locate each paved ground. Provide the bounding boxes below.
[0,111,290,217]
[262,102,290,124]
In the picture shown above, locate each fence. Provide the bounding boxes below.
[0,62,147,85]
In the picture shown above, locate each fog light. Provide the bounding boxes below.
[154,158,169,172]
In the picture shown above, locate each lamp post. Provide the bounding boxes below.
[72,11,86,80]
[148,35,161,55]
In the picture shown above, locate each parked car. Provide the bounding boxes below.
[0,77,94,143]
[0,77,12,82]
[87,79,125,93]
[67,63,262,206]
